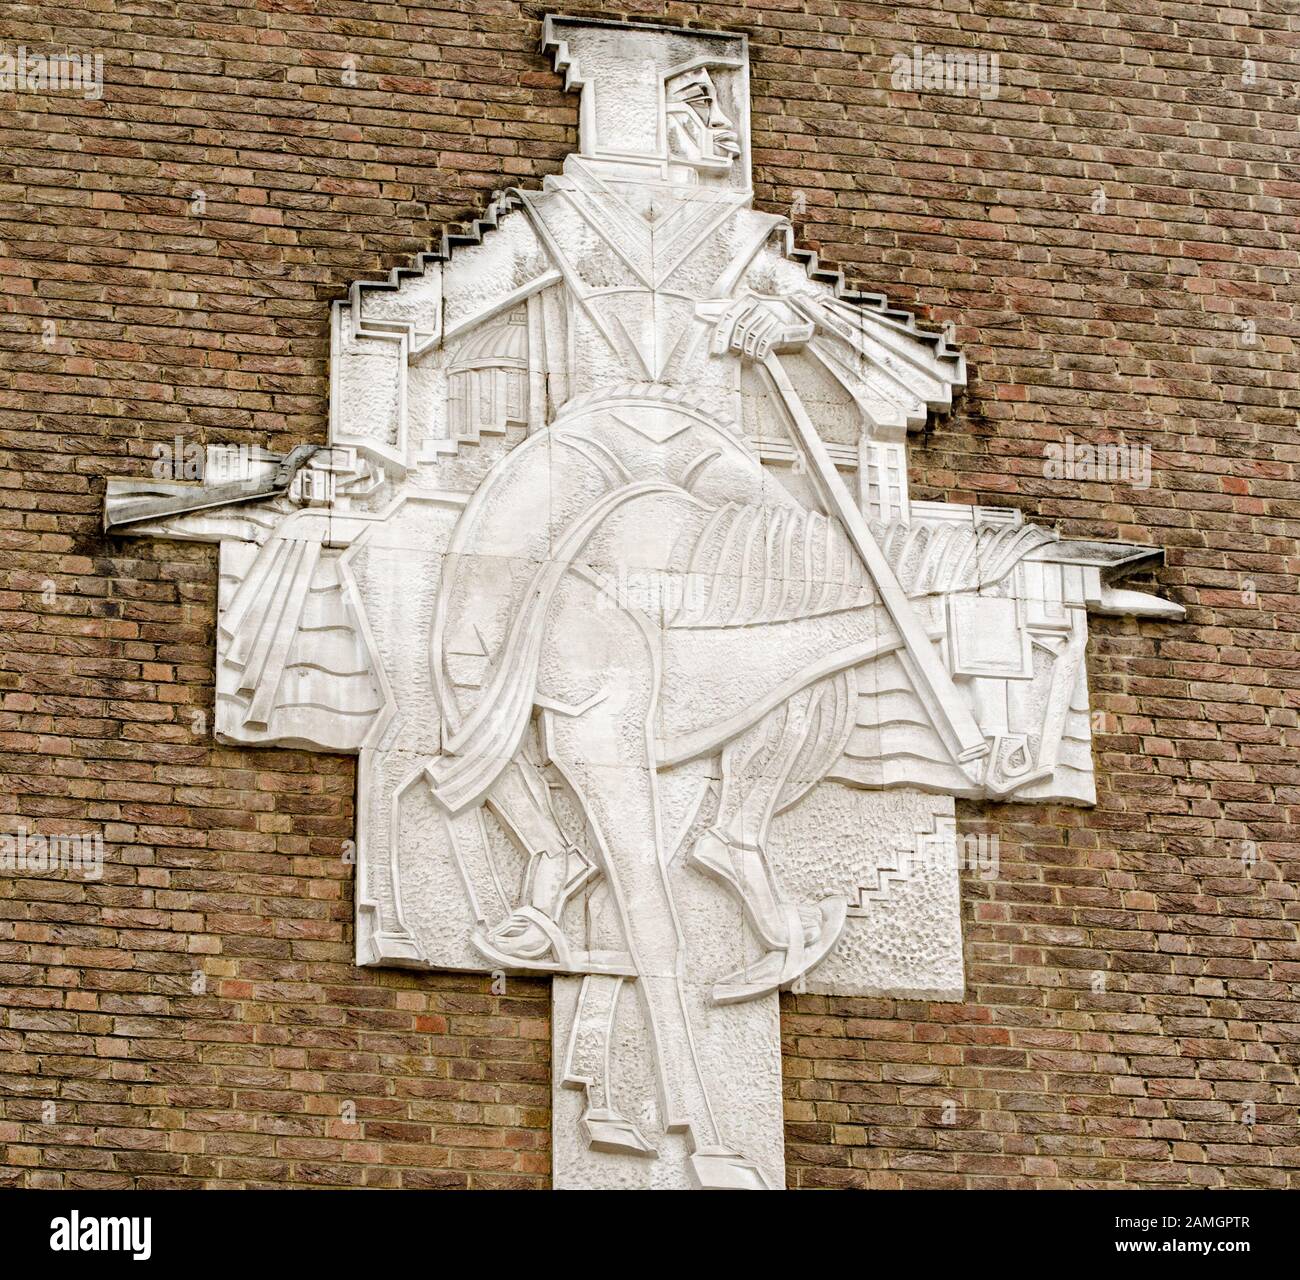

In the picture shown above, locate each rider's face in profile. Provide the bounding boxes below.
[665,68,740,170]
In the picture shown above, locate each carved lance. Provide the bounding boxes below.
[760,353,990,768]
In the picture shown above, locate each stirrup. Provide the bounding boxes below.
[471,908,635,977]
[472,906,573,969]
[711,896,847,1005]
[479,906,556,961]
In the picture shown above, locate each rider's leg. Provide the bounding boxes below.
[693,683,829,949]
[484,755,593,948]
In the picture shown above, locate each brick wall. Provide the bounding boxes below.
[1,1,1295,1189]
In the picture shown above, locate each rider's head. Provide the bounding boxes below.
[542,16,749,187]
[663,63,741,173]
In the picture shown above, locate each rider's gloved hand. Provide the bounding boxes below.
[701,297,815,362]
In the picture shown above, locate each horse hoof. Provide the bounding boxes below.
[687,1146,776,1190]
[580,1107,656,1157]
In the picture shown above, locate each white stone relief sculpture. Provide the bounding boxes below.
[104,16,1183,1190]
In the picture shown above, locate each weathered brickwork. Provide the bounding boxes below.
[1,1,1296,1189]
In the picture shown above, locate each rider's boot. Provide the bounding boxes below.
[688,827,845,1004]
[472,841,595,966]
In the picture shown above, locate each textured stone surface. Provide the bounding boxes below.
[1,2,1296,1191]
